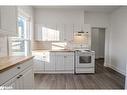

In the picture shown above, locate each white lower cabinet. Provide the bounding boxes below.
[55,52,74,72]
[22,67,34,89]
[2,67,34,90]
[45,52,55,71]
[0,59,34,90]
[33,51,74,73]
[32,51,45,72]
[64,54,74,71]
[55,53,64,71]
[2,75,19,89]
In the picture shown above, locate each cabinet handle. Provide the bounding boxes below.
[17,75,22,79]
[17,67,21,69]
[19,75,23,77]
[17,76,20,79]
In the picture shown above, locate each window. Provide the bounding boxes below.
[41,27,60,41]
[9,16,30,56]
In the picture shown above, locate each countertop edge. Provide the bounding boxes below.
[0,56,34,73]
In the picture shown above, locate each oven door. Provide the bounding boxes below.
[76,53,94,68]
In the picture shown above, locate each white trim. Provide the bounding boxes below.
[34,70,74,74]
[18,7,31,21]
[107,64,125,75]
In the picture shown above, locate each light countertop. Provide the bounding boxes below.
[0,56,34,73]
[32,49,75,53]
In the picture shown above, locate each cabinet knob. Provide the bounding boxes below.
[19,75,23,77]
[17,67,21,69]
[17,75,22,79]
[17,76,20,79]
[64,56,67,58]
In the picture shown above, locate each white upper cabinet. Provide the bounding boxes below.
[57,24,65,41]
[0,6,18,36]
[34,24,91,42]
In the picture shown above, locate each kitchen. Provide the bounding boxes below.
[0,6,127,90]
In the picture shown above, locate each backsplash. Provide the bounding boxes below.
[33,40,90,50]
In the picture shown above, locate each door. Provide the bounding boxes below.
[64,54,74,70]
[2,74,21,90]
[91,28,105,59]
[55,53,64,70]
[33,52,44,71]
[45,52,55,71]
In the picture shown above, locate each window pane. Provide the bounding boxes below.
[11,40,25,56]
[9,16,30,56]
[18,16,25,38]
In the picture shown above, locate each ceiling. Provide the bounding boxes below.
[33,6,121,13]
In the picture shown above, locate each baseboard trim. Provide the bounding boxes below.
[34,70,74,74]
[107,64,126,76]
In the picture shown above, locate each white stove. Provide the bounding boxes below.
[74,49,95,73]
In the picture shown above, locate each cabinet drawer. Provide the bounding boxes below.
[0,59,33,86]
[20,59,33,71]
[0,64,21,86]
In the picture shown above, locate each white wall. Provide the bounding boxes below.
[34,8,85,50]
[84,12,110,67]
[85,12,109,27]
[107,7,127,75]
[0,37,8,57]
[34,8,84,25]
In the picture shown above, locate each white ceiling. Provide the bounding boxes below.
[33,6,121,13]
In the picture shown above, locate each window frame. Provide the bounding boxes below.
[8,9,31,56]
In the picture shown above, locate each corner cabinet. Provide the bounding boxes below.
[0,6,18,36]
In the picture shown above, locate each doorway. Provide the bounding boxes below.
[91,27,105,59]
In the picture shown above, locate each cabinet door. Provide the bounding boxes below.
[57,24,65,41]
[45,52,55,71]
[33,52,44,71]
[2,75,20,90]
[0,6,17,36]
[34,24,42,41]
[33,56,44,71]
[55,53,64,70]
[22,67,34,89]
[65,24,73,42]
[64,53,74,70]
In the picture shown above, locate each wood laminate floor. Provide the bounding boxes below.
[34,59,125,89]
